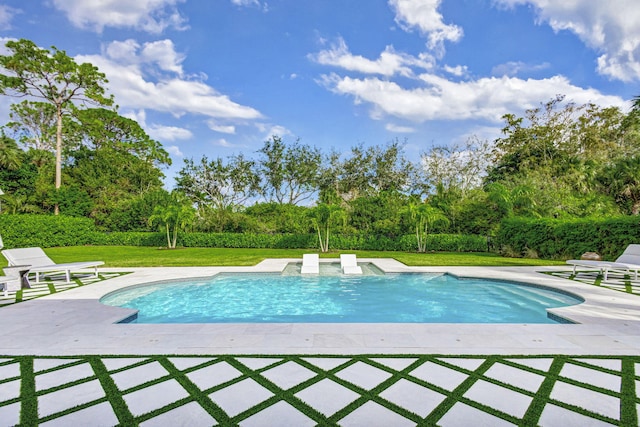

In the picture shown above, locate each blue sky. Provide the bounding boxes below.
[0,0,637,186]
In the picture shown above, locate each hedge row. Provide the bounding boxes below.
[0,214,487,252]
[495,216,640,260]
[0,214,98,248]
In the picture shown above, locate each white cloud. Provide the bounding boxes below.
[443,65,468,77]
[386,123,415,133]
[388,0,463,55]
[76,40,263,122]
[495,0,640,81]
[207,120,236,134]
[491,61,551,77]
[147,124,192,141]
[213,138,237,148]
[141,40,185,75]
[120,109,145,122]
[451,126,503,145]
[0,5,19,30]
[51,0,188,34]
[0,37,15,55]
[231,0,259,6]
[230,0,268,11]
[320,72,626,123]
[166,145,183,156]
[121,108,192,141]
[255,124,293,140]
[309,37,434,77]
[105,39,184,75]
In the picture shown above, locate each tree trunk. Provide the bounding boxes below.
[324,224,330,253]
[54,105,63,215]
[415,224,424,253]
[316,227,326,252]
[171,223,178,249]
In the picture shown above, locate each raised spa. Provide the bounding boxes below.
[100,271,582,324]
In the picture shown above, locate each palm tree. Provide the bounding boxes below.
[148,191,196,249]
[1,194,37,214]
[0,134,22,170]
[606,156,640,215]
[307,203,345,253]
[405,202,449,252]
[632,95,640,111]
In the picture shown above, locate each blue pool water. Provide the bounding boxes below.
[101,273,582,324]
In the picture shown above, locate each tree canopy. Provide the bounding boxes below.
[0,39,113,214]
[1,38,639,242]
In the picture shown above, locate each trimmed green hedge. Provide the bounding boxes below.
[0,214,487,252]
[0,214,100,248]
[179,232,316,249]
[99,232,486,252]
[495,216,640,260]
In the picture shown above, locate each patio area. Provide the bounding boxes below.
[0,259,639,425]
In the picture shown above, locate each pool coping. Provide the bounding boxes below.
[1,258,639,356]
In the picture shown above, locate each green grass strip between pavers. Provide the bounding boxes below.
[620,358,638,426]
[1,354,637,426]
[19,357,37,426]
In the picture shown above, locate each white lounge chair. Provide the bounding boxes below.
[2,247,104,284]
[340,254,362,275]
[0,266,23,298]
[301,253,319,274]
[566,244,640,281]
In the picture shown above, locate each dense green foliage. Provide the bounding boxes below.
[0,39,114,215]
[495,216,640,260]
[0,214,486,252]
[0,37,639,255]
[0,214,98,248]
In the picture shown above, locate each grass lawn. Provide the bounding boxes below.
[0,246,565,268]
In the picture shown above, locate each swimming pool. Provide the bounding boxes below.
[101,272,582,324]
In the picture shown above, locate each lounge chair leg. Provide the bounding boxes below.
[35,272,40,284]
[65,270,71,283]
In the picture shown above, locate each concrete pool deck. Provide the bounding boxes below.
[1,258,639,356]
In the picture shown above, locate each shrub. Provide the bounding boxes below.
[101,232,486,252]
[0,214,488,253]
[94,232,167,247]
[495,216,640,260]
[0,214,99,248]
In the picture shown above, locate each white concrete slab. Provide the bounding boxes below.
[338,401,415,427]
[260,361,316,390]
[239,401,315,427]
[538,404,615,427]
[39,401,118,427]
[122,379,190,417]
[550,381,620,420]
[438,402,515,426]
[139,401,216,427]
[0,260,638,356]
[37,379,106,418]
[294,378,360,416]
[208,378,273,417]
[379,378,447,417]
[334,361,393,390]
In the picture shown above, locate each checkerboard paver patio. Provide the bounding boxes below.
[0,354,637,426]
